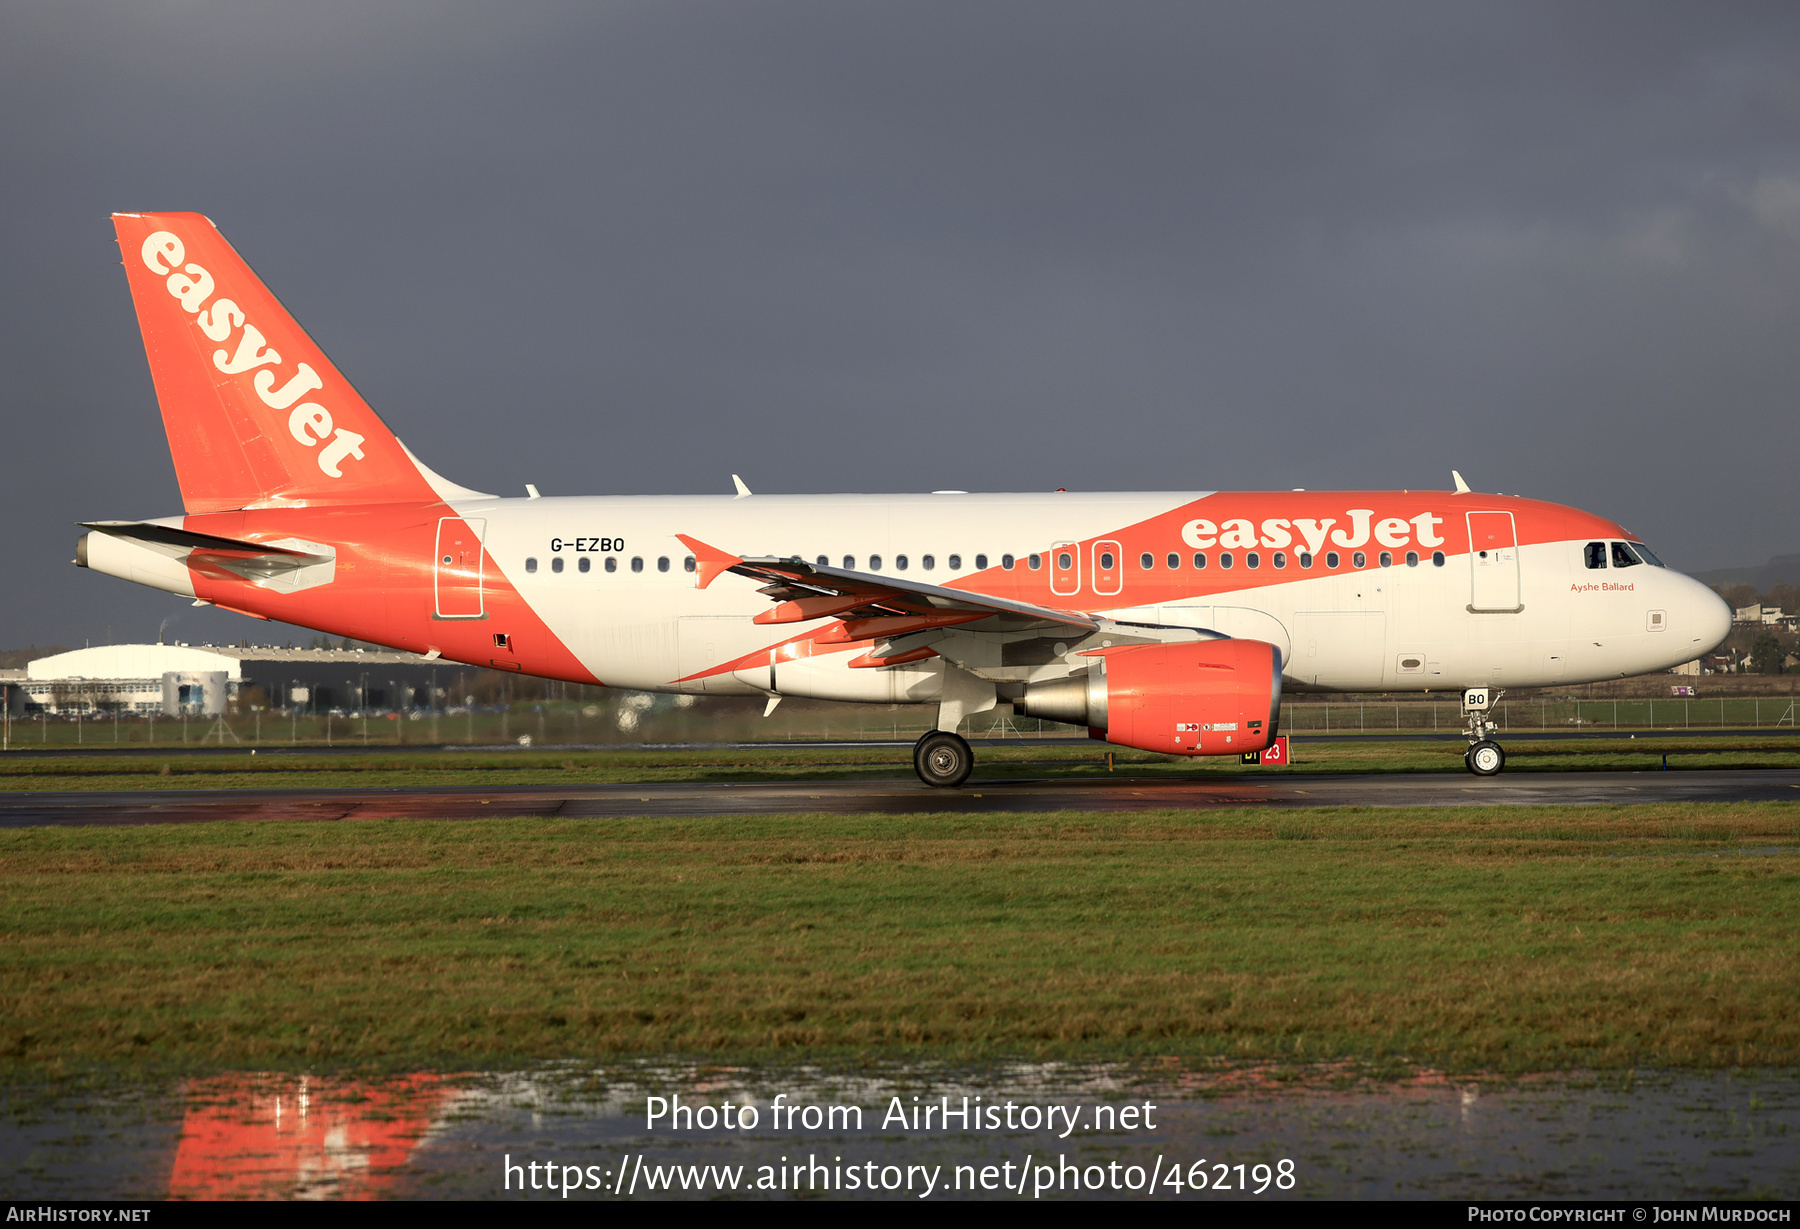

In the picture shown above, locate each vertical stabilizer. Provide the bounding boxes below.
[112,212,440,512]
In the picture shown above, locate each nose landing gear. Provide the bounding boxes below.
[1461,686,1506,776]
[1465,739,1505,775]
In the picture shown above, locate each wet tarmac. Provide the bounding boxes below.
[4,1063,1795,1200]
[4,768,1800,827]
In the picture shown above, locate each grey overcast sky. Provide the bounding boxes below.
[4,1,1800,649]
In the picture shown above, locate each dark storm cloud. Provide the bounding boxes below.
[3,1,1799,646]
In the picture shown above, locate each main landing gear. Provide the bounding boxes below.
[1461,686,1506,776]
[914,729,974,788]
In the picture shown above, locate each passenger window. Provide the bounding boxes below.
[974,554,986,569]
[1326,551,1339,568]
[1299,552,1312,568]
[605,556,616,573]
[1056,551,1072,570]
[869,554,883,570]
[1273,551,1286,569]
[1352,551,1366,568]
[1167,552,1180,569]
[1584,542,1607,569]
[1611,541,1642,568]
[843,555,856,569]
[922,555,935,571]
[657,556,670,572]
[1219,552,1234,569]
[1246,552,1260,569]
[525,557,538,573]
[1379,551,1392,568]
[817,555,829,567]
[579,556,591,573]
[1193,553,1206,569]
[1405,551,1419,567]
[551,556,564,573]
[897,555,910,571]
[1001,554,1014,570]
[1135,552,1148,569]
[949,554,962,569]
[684,556,696,573]
[1028,554,1042,570]
[1432,551,1445,566]
[631,557,644,573]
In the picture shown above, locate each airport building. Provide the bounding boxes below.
[3,644,469,717]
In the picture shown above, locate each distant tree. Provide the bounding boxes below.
[1718,583,1759,612]
[0,645,71,670]
[1751,630,1787,674]
[1767,583,1800,614]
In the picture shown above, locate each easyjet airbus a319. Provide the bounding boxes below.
[79,213,1732,784]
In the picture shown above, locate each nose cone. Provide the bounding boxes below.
[1685,576,1733,657]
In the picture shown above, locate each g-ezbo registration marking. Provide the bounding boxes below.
[550,537,622,553]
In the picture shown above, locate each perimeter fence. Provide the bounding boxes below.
[5,693,1800,749]
[1280,696,1800,734]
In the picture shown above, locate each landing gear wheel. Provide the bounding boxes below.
[914,730,974,788]
[1466,739,1505,776]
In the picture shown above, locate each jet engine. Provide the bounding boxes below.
[1020,639,1282,756]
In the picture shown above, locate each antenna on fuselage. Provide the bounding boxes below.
[732,474,752,499]
[1451,470,1472,494]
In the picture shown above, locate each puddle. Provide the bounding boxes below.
[4,1064,1796,1200]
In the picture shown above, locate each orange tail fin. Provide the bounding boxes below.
[113,212,443,513]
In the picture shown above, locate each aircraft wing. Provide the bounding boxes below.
[676,534,1099,639]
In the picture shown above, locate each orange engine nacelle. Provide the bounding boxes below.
[1019,639,1282,757]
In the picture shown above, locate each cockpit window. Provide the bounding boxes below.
[1584,542,1607,569]
[1611,541,1643,569]
[1633,542,1666,567]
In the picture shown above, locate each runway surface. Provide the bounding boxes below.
[5,727,1800,758]
[6,769,1800,827]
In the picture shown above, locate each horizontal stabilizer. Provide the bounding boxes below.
[79,521,336,593]
[80,520,313,557]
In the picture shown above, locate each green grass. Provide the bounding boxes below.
[6,737,1800,792]
[2,803,1796,1075]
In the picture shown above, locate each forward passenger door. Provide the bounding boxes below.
[1466,512,1521,613]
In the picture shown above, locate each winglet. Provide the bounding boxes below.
[732,474,752,499]
[676,534,742,589]
[1452,470,1471,494]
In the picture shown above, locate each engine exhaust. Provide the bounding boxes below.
[1021,667,1109,732]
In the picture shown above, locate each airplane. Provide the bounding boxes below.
[77,213,1734,785]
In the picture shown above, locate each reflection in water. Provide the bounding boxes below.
[167,1074,453,1200]
[2,1063,1795,1200]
